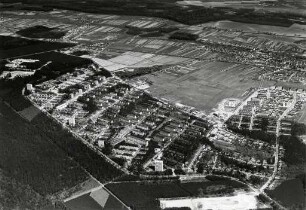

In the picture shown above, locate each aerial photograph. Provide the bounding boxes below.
[0,0,305,210]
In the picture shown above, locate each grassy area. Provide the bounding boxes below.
[0,100,89,196]
[106,179,248,210]
[65,193,104,210]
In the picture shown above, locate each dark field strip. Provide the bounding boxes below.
[0,35,74,59]
[0,169,57,210]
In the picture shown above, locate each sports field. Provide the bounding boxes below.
[140,61,275,112]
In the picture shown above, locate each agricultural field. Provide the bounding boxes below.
[83,51,188,72]
[140,61,275,112]
[200,20,306,38]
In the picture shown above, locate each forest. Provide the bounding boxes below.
[0,100,89,196]
[1,0,304,26]
[31,111,125,183]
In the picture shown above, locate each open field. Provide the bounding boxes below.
[160,191,262,210]
[83,51,188,71]
[106,181,190,210]
[106,179,249,210]
[65,187,128,210]
[140,61,275,111]
[65,193,103,210]
[59,177,101,201]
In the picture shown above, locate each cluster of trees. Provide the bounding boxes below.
[116,65,164,79]
[125,24,178,37]
[169,31,199,41]
[16,25,66,39]
[291,122,306,136]
[227,124,276,145]
[197,185,234,197]
[77,96,99,114]
[220,155,266,173]
[248,175,265,186]
[227,119,306,167]
[279,135,306,165]
[59,83,83,94]
[0,53,91,95]
[213,169,247,182]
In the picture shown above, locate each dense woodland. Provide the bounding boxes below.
[0,99,89,196]
[0,169,66,210]
[2,0,305,26]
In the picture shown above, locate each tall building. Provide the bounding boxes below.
[26,84,33,91]
[68,116,76,126]
[154,160,164,172]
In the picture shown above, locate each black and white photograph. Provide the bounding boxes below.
[0,0,305,209]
